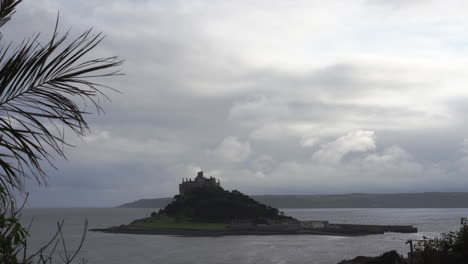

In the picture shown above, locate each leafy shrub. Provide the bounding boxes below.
[414,218,468,264]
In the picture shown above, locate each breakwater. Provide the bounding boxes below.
[323,223,417,235]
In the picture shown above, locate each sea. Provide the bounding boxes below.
[20,208,468,264]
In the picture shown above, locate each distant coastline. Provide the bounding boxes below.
[119,192,468,208]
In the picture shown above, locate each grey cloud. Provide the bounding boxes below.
[6,0,468,207]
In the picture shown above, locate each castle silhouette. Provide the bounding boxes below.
[179,171,221,195]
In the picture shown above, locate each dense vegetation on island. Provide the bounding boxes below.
[119,192,468,208]
[154,186,296,223]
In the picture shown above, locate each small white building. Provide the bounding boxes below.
[300,220,329,229]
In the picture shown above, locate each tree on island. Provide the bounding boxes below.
[0,0,121,263]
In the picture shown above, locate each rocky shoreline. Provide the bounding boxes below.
[90,222,417,237]
[90,225,353,237]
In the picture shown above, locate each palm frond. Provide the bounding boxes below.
[0,0,21,28]
[0,22,123,194]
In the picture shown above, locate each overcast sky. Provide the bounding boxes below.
[5,0,468,207]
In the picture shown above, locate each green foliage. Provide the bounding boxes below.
[160,187,296,223]
[378,251,404,264]
[133,218,228,230]
[0,9,121,197]
[414,218,468,264]
[338,250,405,264]
[0,0,120,263]
[0,188,28,264]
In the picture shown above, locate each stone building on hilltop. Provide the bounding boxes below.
[179,171,221,195]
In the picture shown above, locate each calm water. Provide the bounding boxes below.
[20,208,468,264]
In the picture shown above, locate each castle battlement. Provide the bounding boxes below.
[179,171,221,195]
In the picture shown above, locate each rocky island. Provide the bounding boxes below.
[92,171,417,236]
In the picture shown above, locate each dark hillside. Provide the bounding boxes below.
[160,187,294,222]
[119,192,468,208]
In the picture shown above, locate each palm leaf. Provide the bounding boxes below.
[0,19,123,194]
[0,0,21,28]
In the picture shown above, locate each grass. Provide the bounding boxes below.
[132,217,228,230]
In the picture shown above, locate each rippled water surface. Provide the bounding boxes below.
[21,208,468,264]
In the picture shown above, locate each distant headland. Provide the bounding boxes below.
[119,192,468,209]
[92,171,417,236]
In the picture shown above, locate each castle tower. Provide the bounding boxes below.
[179,171,221,195]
